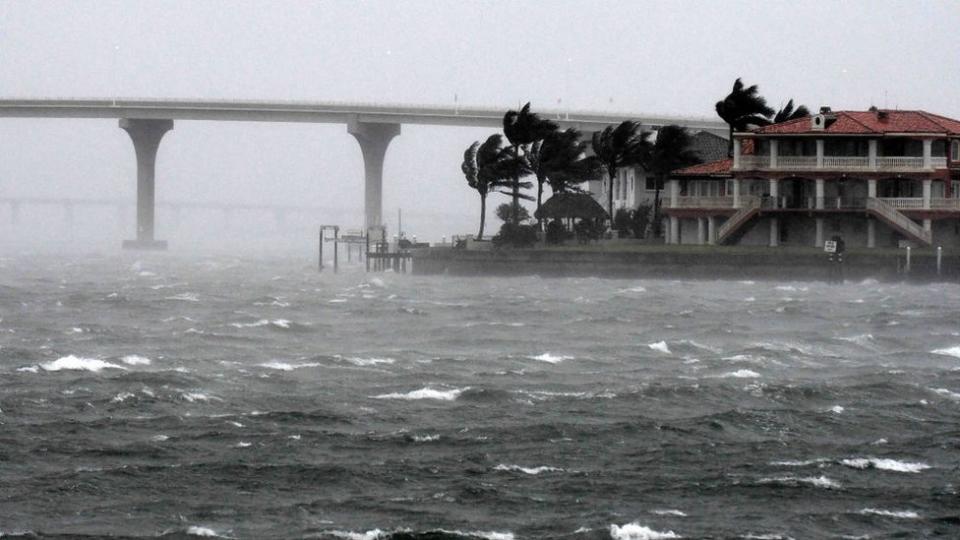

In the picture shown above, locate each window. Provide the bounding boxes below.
[952,140,959,161]
[952,181,960,199]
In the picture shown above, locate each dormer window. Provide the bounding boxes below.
[952,140,959,161]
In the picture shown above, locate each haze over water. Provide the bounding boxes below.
[1,253,959,539]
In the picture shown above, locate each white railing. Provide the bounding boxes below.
[734,154,943,171]
[877,156,925,170]
[866,198,932,245]
[776,156,818,169]
[879,197,924,209]
[673,196,734,208]
[717,197,760,243]
[822,156,870,169]
[930,198,960,211]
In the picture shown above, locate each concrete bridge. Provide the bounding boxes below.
[0,98,726,249]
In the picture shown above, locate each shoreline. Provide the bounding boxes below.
[411,245,959,282]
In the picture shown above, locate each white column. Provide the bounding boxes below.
[769,217,779,247]
[868,178,877,199]
[923,139,933,169]
[769,139,779,169]
[816,139,824,168]
[707,216,717,245]
[732,178,741,208]
[867,218,876,248]
[769,178,779,208]
[815,218,824,247]
[815,178,825,209]
[697,217,706,245]
[923,219,932,232]
[669,216,680,244]
[868,140,878,169]
[669,179,680,208]
[923,179,932,209]
[733,138,742,169]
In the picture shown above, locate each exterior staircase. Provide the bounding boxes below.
[865,198,932,246]
[717,197,761,245]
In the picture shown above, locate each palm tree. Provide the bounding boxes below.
[773,99,810,123]
[591,121,651,222]
[645,124,701,236]
[715,78,775,156]
[461,134,513,239]
[502,103,558,223]
[527,128,600,227]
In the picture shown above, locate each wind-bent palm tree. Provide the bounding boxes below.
[461,134,513,239]
[502,103,558,223]
[645,125,701,236]
[591,121,651,222]
[527,128,599,227]
[715,78,775,156]
[773,99,811,123]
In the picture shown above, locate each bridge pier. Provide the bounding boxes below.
[348,120,400,229]
[120,118,173,250]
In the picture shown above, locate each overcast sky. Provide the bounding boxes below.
[2,1,959,248]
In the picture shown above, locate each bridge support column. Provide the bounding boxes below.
[120,118,173,250]
[348,120,400,230]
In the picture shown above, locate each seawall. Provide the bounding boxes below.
[411,247,960,281]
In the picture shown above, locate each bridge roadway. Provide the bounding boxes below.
[0,98,727,249]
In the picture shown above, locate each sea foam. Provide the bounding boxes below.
[121,355,151,366]
[932,346,960,359]
[41,356,125,372]
[648,341,671,354]
[609,522,680,539]
[840,457,930,473]
[758,475,841,489]
[494,464,564,475]
[529,353,573,364]
[859,508,920,519]
[373,387,465,401]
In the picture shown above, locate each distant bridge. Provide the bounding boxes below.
[0,98,726,249]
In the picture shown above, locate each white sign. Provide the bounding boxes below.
[824,240,837,253]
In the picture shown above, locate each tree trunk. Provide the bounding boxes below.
[536,174,545,231]
[511,145,521,224]
[653,176,662,237]
[478,193,486,240]
[607,168,615,228]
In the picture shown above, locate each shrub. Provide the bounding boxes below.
[492,222,538,248]
[495,202,530,224]
[573,219,603,242]
[632,204,652,238]
[545,219,569,245]
[613,208,633,237]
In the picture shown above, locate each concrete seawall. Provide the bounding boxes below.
[412,247,960,281]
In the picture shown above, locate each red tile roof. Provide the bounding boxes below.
[673,158,732,177]
[751,110,960,136]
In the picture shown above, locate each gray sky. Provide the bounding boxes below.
[2,0,959,248]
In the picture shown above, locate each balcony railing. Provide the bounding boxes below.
[736,154,947,172]
[879,197,924,209]
[673,196,734,208]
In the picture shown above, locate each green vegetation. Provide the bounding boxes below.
[715,77,809,156]
[591,121,650,220]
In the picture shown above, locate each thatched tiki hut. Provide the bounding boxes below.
[535,192,610,243]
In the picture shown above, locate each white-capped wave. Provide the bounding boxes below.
[931,346,960,359]
[931,388,960,400]
[324,530,388,540]
[121,355,151,366]
[858,508,919,519]
[41,355,125,372]
[770,458,829,467]
[258,361,322,371]
[166,293,200,302]
[758,475,841,489]
[151,434,169,442]
[16,366,39,373]
[741,535,793,540]
[722,369,760,379]
[650,509,686,517]
[829,405,845,414]
[186,526,229,537]
[529,353,573,364]
[494,464,564,475]
[181,392,222,403]
[412,434,440,442]
[111,392,136,403]
[234,441,251,448]
[837,334,875,347]
[373,387,465,401]
[609,522,680,539]
[648,341,671,354]
[340,356,396,367]
[840,457,930,473]
[618,285,647,293]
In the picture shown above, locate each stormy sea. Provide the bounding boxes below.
[1,253,958,540]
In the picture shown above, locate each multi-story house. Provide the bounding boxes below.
[663,108,960,248]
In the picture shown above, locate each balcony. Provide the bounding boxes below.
[671,195,960,212]
[736,155,947,172]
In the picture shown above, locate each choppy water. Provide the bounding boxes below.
[1,254,959,539]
